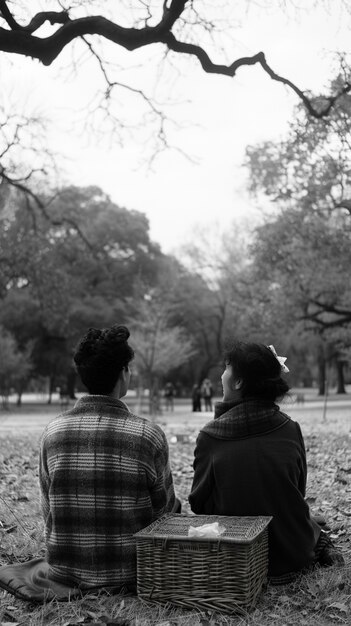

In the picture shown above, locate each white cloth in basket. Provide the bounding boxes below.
[188,522,226,538]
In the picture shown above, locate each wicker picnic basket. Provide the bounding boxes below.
[135,513,272,614]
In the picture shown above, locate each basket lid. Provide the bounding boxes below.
[135,513,272,544]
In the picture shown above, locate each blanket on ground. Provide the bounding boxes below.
[0,557,135,602]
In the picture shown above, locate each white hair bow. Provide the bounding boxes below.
[268,345,290,373]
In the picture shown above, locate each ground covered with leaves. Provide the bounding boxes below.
[0,408,350,625]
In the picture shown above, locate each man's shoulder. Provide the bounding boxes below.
[41,406,82,436]
[127,412,167,442]
[43,403,124,430]
[42,405,167,443]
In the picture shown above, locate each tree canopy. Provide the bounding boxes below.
[244,77,351,391]
[246,72,351,217]
[0,184,169,396]
[246,74,351,330]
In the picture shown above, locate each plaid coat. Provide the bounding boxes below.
[189,398,320,577]
[39,395,175,588]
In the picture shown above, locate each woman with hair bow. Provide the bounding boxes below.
[189,341,343,583]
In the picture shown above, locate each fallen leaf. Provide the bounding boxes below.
[306,496,317,504]
[278,595,290,603]
[335,471,348,485]
[0,522,17,534]
[328,602,349,613]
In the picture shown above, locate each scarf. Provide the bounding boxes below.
[201,397,290,440]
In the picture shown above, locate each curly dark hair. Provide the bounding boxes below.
[223,341,290,402]
[73,324,134,395]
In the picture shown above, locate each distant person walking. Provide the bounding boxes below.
[164,381,175,412]
[192,383,202,412]
[201,378,213,411]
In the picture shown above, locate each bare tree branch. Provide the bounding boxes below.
[0,168,95,252]
[300,299,351,330]
[0,0,20,30]
[24,11,71,34]
[0,0,71,33]
[0,0,350,118]
[162,33,351,118]
[0,0,186,63]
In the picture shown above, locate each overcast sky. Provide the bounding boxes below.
[3,2,351,252]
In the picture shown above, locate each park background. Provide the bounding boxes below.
[1,1,351,625]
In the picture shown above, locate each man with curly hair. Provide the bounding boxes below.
[0,324,177,601]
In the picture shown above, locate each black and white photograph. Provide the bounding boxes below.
[0,2,350,624]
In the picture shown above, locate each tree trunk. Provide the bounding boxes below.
[2,394,10,410]
[317,350,326,396]
[197,359,215,386]
[149,376,161,420]
[47,374,56,404]
[66,368,76,399]
[136,383,144,415]
[336,361,346,394]
[15,378,27,406]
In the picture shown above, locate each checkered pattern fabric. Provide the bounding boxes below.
[205,398,290,439]
[39,395,175,588]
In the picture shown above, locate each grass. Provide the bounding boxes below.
[0,401,350,625]
[0,561,349,625]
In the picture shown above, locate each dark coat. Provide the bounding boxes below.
[188,398,320,577]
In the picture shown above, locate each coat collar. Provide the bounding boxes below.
[74,395,130,412]
[201,398,290,440]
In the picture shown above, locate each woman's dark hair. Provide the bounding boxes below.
[73,324,134,395]
[223,341,290,402]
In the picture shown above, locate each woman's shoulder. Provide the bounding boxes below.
[198,403,304,443]
[274,408,306,443]
[278,408,303,430]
